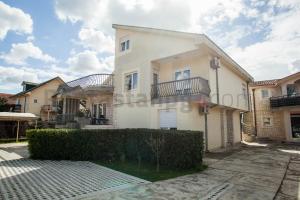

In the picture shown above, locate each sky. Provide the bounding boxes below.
[0,0,300,94]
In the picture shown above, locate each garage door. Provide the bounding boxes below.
[159,109,177,129]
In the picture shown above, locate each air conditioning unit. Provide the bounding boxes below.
[210,57,220,69]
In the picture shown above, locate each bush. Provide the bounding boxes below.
[27,129,203,170]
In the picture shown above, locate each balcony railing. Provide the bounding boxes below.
[151,76,210,103]
[270,93,300,108]
[41,105,59,112]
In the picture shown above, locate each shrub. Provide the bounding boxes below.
[27,129,203,170]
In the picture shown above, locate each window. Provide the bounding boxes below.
[120,39,130,52]
[175,69,190,81]
[287,84,297,96]
[34,99,38,103]
[261,89,269,98]
[263,117,273,127]
[125,72,138,91]
[242,84,247,100]
[175,69,191,91]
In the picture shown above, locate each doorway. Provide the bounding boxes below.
[291,114,300,138]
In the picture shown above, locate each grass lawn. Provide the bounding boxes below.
[94,161,207,182]
[0,138,27,144]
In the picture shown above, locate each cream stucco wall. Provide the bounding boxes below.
[113,27,247,150]
[12,79,63,119]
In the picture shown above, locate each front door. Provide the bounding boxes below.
[291,114,300,138]
[92,103,106,118]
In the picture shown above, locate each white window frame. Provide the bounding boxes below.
[261,89,269,98]
[263,116,273,127]
[92,103,107,118]
[174,68,191,91]
[120,36,130,52]
[125,72,138,91]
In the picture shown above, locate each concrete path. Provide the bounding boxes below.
[0,143,149,200]
[92,143,300,200]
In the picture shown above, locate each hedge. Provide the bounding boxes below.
[27,129,203,170]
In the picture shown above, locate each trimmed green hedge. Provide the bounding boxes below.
[27,129,203,169]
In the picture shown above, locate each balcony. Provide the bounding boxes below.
[270,93,300,108]
[151,76,210,104]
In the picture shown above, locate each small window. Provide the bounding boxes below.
[120,39,130,52]
[261,89,269,98]
[263,117,273,127]
[34,99,38,103]
[125,72,138,91]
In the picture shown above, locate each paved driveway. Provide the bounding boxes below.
[93,142,300,200]
[1,142,299,200]
[0,143,148,200]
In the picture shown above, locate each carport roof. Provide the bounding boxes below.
[0,112,37,121]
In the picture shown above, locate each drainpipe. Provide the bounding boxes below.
[252,89,257,136]
[215,67,220,105]
[24,96,27,113]
[204,105,209,152]
[246,82,250,111]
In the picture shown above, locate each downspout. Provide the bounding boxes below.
[252,89,257,136]
[215,67,220,105]
[24,96,27,113]
[204,106,208,152]
[246,82,250,111]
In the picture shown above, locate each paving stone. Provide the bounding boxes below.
[0,159,148,200]
[217,185,275,200]
[279,179,300,198]
[275,193,298,200]
[228,172,282,193]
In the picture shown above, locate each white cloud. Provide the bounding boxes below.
[78,28,114,53]
[0,1,33,40]
[0,65,77,91]
[0,66,38,90]
[0,42,56,65]
[55,0,247,33]
[67,50,113,74]
[227,8,300,80]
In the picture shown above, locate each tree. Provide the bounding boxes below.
[0,97,8,112]
[146,133,165,172]
[0,97,7,106]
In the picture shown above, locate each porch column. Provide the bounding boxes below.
[63,97,67,114]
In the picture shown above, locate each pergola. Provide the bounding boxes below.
[0,112,37,142]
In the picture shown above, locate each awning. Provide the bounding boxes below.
[0,112,37,121]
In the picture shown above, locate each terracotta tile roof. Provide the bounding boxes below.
[250,79,279,86]
[0,93,14,104]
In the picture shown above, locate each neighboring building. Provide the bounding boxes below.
[0,93,20,112]
[0,93,14,104]
[10,77,64,121]
[112,24,253,150]
[247,72,300,142]
[53,74,114,128]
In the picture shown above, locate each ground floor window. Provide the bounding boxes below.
[159,109,177,130]
[291,114,300,138]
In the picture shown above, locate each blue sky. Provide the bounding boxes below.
[0,0,300,94]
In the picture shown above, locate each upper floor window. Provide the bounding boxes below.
[287,84,297,96]
[261,89,269,98]
[120,39,130,52]
[34,99,38,103]
[125,72,138,91]
[175,69,190,80]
